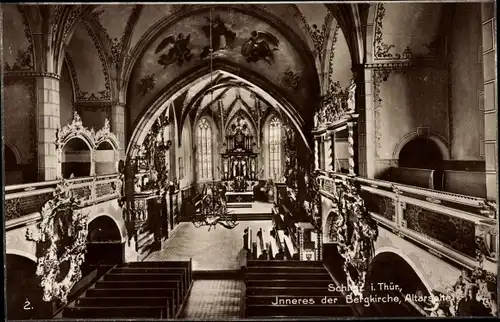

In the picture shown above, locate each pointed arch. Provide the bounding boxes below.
[126,61,312,160]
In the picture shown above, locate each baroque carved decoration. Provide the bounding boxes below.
[25,180,89,305]
[95,118,120,150]
[56,111,96,149]
[4,6,34,71]
[139,109,173,193]
[329,178,379,299]
[314,79,356,128]
[56,111,120,178]
[422,222,498,317]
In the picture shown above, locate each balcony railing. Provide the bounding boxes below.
[5,174,120,230]
[318,172,498,274]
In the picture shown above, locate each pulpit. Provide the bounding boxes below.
[221,116,258,208]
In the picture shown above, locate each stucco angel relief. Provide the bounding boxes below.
[241,31,280,65]
[155,33,193,68]
[198,14,280,66]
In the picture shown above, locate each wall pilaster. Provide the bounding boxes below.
[36,76,60,181]
[481,3,497,202]
[111,103,126,160]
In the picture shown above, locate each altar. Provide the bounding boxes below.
[221,116,258,208]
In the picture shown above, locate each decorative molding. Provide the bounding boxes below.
[373,4,412,60]
[81,20,111,101]
[4,6,34,71]
[64,20,112,102]
[50,5,65,50]
[4,71,61,80]
[372,69,392,157]
[327,23,340,87]
[294,6,332,61]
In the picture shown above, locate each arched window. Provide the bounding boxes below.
[197,118,213,180]
[269,117,282,180]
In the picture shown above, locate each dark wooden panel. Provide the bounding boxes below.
[403,204,476,258]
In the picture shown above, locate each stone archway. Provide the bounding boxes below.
[126,62,313,161]
[5,254,53,320]
[82,215,125,276]
[366,250,432,317]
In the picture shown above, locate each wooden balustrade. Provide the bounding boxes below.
[318,173,498,275]
[5,174,120,229]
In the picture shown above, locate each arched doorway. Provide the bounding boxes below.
[366,252,429,317]
[399,138,443,170]
[61,138,92,179]
[82,216,124,276]
[4,145,22,185]
[6,254,52,319]
[95,141,117,175]
[398,138,444,190]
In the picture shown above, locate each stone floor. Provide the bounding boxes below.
[181,280,245,320]
[143,220,273,271]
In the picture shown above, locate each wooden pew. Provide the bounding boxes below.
[443,170,486,198]
[385,167,436,189]
[283,234,298,260]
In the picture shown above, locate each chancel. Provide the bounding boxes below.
[2,2,498,321]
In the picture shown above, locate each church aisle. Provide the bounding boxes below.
[143,221,273,271]
[181,280,245,319]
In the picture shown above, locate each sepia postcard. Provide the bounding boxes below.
[2,1,498,320]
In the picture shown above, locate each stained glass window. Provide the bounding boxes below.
[197,118,213,180]
[269,117,282,180]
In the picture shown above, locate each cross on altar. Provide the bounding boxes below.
[237,196,243,202]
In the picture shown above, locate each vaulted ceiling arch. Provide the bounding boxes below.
[126,60,311,160]
[121,4,320,105]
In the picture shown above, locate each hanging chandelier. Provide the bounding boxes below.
[189,7,239,231]
[190,180,239,230]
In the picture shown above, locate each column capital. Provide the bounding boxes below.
[4,71,61,80]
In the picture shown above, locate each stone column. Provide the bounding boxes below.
[347,122,356,176]
[329,131,336,172]
[314,138,320,170]
[357,67,375,178]
[111,102,126,160]
[36,76,60,181]
[481,3,497,202]
[324,134,332,173]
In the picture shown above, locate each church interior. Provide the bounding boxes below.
[2,2,498,320]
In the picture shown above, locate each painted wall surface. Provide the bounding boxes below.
[2,5,33,71]
[60,63,74,127]
[66,20,108,100]
[329,27,352,90]
[374,68,448,162]
[4,79,37,165]
[94,5,135,41]
[128,8,308,127]
[449,3,484,160]
[373,3,443,60]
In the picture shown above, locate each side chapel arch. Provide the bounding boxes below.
[126,65,312,161]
